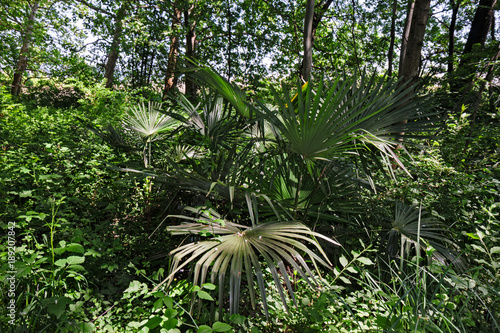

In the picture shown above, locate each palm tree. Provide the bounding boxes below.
[123,101,178,167]
[99,65,453,320]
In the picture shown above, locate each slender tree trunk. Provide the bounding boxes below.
[11,1,40,96]
[226,3,233,80]
[162,2,182,99]
[491,12,496,41]
[447,0,460,74]
[185,5,197,101]
[312,0,334,36]
[398,0,431,89]
[398,0,415,78]
[104,1,129,89]
[395,0,431,151]
[301,0,334,81]
[460,0,497,64]
[452,0,496,106]
[302,0,315,81]
[349,0,360,69]
[387,0,398,78]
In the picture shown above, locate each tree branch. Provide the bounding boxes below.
[74,0,113,16]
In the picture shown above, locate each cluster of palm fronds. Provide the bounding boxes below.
[88,66,465,319]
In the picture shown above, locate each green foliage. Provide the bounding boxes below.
[162,207,339,319]
[441,107,500,170]
[0,94,175,332]
[124,101,179,167]
[92,66,458,326]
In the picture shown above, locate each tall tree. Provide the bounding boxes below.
[162,0,182,98]
[452,0,497,96]
[447,0,461,74]
[302,0,315,81]
[10,0,41,96]
[387,0,398,77]
[76,0,137,88]
[184,2,197,100]
[103,0,131,88]
[302,0,334,81]
[459,0,497,66]
[398,0,432,88]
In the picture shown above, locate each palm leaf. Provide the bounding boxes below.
[124,101,178,141]
[154,207,339,319]
[184,63,249,118]
[387,202,467,272]
[256,72,440,169]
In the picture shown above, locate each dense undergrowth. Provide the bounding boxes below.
[0,76,499,333]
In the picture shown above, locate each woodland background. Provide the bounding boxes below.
[0,0,499,332]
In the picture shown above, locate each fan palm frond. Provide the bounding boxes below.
[169,145,202,163]
[123,101,179,167]
[177,91,240,152]
[154,207,339,319]
[185,63,249,118]
[259,73,439,165]
[387,202,467,272]
[124,101,177,141]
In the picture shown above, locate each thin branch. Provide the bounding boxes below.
[74,0,113,16]
[75,38,107,52]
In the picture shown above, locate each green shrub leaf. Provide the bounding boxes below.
[197,325,213,333]
[212,322,232,332]
[197,290,214,301]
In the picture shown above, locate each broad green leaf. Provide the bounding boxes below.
[53,247,66,255]
[66,243,85,253]
[346,267,358,274]
[164,308,178,319]
[43,297,69,319]
[212,322,232,332]
[124,280,144,293]
[163,318,178,330]
[339,256,348,267]
[54,259,68,267]
[79,323,95,333]
[66,256,85,265]
[471,244,486,253]
[465,232,479,240]
[144,316,162,329]
[230,314,246,325]
[153,299,163,311]
[339,276,351,284]
[164,296,174,309]
[197,325,213,333]
[356,257,374,265]
[202,283,216,290]
[490,246,500,254]
[197,290,214,301]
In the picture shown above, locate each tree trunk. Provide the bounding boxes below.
[226,3,233,80]
[184,5,197,101]
[451,0,496,104]
[395,0,431,150]
[398,0,431,89]
[301,0,334,81]
[162,2,182,99]
[460,0,497,63]
[398,0,415,78]
[11,1,40,96]
[104,1,130,89]
[447,0,460,74]
[387,0,398,78]
[302,0,315,81]
[491,11,496,41]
